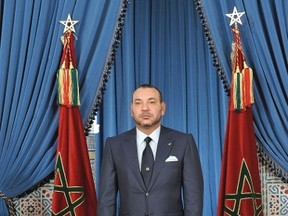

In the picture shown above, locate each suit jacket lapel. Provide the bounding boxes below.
[148,126,174,190]
[121,129,146,190]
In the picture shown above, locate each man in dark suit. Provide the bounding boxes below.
[97,84,203,215]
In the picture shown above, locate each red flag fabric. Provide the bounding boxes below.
[217,25,263,216]
[217,108,263,215]
[51,30,97,216]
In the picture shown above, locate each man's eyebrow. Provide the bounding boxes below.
[133,97,157,101]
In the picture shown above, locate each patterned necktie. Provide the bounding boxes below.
[141,137,154,187]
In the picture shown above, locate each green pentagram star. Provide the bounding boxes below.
[224,159,263,215]
[52,153,84,216]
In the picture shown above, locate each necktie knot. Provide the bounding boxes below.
[144,137,152,146]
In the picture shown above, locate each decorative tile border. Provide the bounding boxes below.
[14,182,53,216]
[260,162,288,215]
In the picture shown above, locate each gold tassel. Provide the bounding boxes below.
[232,67,244,112]
[242,62,254,107]
[57,68,80,107]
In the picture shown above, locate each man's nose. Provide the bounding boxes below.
[142,103,149,111]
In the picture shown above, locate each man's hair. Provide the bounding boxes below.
[134,84,163,102]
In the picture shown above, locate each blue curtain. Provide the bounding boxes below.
[199,0,288,177]
[0,0,127,214]
[98,0,287,215]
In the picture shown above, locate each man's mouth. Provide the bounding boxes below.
[141,113,152,118]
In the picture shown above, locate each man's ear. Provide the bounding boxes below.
[161,102,166,116]
[130,103,133,117]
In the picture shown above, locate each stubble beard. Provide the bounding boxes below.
[135,118,161,129]
[132,111,162,130]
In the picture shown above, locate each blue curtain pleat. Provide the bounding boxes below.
[0,0,124,214]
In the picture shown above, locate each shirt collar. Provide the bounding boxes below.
[136,125,161,143]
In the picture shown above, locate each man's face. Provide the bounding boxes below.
[131,87,166,131]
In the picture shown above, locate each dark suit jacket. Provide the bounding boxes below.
[97,126,203,216]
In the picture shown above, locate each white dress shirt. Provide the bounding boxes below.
[136,126,161,169]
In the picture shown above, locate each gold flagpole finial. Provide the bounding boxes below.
[60,14,79,34]
[225,7,245,27]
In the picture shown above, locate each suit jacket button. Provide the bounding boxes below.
[145,192,149,196]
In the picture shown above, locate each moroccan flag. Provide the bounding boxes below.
[51,30,97,215]
[217,24,263,215]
